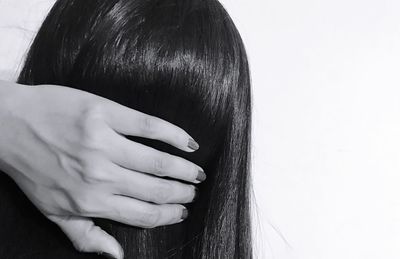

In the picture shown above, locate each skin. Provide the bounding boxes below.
[0,80,204,259]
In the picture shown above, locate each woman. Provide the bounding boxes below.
[1,0,252,258]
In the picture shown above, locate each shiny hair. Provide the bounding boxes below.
[10,0,252,258]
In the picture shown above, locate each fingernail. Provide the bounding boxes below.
[196,169,206,182]
[181,207,189,220]
[192,187,199,202]
[188,138,199,151]
[102,252,117,259]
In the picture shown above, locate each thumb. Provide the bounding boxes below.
[47,215,124,259]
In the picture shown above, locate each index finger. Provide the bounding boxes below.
[100,99,199,152]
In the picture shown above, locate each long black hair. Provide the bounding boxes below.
[2,0,252,258]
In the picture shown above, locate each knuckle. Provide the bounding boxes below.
[72,224,102,252]
[80,105,106,150]
[80,163,105,184]
[81,129,105,151]
[152,155,168,175]
[152,181,172,204]
[139,116,157,136]
[138,207,161,228]
[84,103,105,120]
[71,228,100,253]
[72,240,90,253]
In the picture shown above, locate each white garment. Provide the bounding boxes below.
[0,0,56,81]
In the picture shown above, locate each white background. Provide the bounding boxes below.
[2,0,400,258]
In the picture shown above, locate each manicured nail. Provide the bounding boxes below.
[188,138,199,151]
[192,187,199,202]
[102,252,117,259]
[196,169,206,182]
[181,207,189,220]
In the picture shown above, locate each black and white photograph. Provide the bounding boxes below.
[1,0,399,258]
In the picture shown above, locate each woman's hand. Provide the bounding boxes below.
[0,81,204,259]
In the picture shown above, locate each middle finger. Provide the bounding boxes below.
[104,131,206,183]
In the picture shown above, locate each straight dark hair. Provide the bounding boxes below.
[3,0,252,258]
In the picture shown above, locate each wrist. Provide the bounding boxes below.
[0,80,27,118]
[0,80,29,178]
